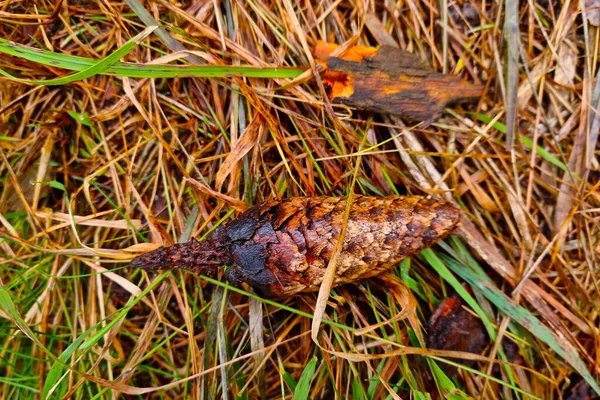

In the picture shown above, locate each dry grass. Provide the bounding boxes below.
[0,0,599,399]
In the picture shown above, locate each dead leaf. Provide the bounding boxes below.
[215,115,262,191]
[554,42,577,88]
[314,42,483,122]
[123,242,163,253]
[186,178,250,212]
[458,167,501,212]
[517,61,545,109]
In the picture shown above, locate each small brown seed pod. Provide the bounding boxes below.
[132,195,460,297]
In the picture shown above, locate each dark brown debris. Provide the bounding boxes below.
[564,378,600,400]
[323,46,483,123]
[427,296,488,376]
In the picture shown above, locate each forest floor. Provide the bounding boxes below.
[0,0,599,399]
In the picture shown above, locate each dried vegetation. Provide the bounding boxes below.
[0,0,599,398]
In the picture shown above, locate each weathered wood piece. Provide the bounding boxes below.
[318,44,483,122]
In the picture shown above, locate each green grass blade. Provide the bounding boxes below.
[430,356,542,399]
[124,0,204,64]
[292,356,318,400]
[421,249,496,338]
[0,376,38,394]
[0,26,156,85]
[0,37,305,81]
[517,135,569,172]
[42,326,95,399]
[279,358,298,391]
[0,279,50,354]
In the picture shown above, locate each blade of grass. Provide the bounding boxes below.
[279,358,298,391]
[124,0,204,64]
[0,38,305,81]
[429,356,543,399]
[421,249,495,340]
[0,27,156,85]
[0,279,50,353]
[42,326,95,399]
[504,0,519,149]
[292,356,318,400]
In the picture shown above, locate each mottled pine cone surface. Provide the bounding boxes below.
[132,195,461,297]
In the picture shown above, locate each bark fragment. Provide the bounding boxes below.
[315,42,483,122]
[132,195,460,297]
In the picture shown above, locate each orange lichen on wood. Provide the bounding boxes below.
[314,41,378,100]
[313,41,483,122]
[314,41,378,63]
